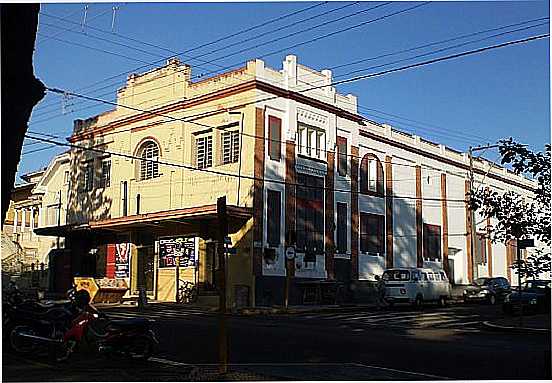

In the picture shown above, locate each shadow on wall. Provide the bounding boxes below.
[66,135,113,225]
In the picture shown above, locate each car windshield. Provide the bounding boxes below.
[524,281,551,290]
[382,270,410,281]
[473,278,489,286]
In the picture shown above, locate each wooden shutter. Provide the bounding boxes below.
[337,203,348,253]
[268,116,281,160]
[337,136,347,176]
[376,160,384,196]
[267,190,281,246]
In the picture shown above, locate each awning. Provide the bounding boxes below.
[34,204,252,239]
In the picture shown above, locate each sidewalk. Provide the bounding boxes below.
[482,313,551,334]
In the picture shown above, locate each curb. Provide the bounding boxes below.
[482,320,551,334]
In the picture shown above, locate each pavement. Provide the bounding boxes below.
[482,313,551,333]
[4,301,550,381]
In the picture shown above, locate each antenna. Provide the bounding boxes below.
[81,5,89,33]
[111,6,120,33]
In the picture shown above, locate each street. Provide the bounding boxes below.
[3,303,550,381]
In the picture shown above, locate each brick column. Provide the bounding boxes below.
[325,151,335,280]
[385,156,393,268]
[252,108,265,277]
[465,180,474,282]
[350,146,359,280]
[285,140,296,277]
[415,166,423,268]
[441,173,449,277]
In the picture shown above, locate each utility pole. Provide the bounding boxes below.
[217,196,228,374]
[468,144,499,280]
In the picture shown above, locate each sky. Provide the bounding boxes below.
[20,1,551,182]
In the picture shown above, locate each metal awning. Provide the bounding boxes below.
[34,204,252,239]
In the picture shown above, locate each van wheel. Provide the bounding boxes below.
[438,296,447,307]
[414,295,423,309]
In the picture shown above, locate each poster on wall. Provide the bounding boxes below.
[159,237,196,268]
[115,243,130,278]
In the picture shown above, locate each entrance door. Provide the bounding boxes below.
[136,246,155,294]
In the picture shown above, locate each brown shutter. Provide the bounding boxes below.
[268,116,281,160]
[377,160,384,196]
[337,136,347,176]
[360,155,368,193]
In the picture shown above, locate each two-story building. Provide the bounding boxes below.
[35,55,537,308]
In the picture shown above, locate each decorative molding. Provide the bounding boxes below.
[297,107,328,128]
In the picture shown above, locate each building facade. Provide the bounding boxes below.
[35,56,537,307]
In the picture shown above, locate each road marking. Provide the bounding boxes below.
[351,361,451,380]
[150,357,192,367]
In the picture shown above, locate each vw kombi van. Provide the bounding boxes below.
[382,268,451,307]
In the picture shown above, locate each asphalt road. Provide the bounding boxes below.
[3,303,551,381]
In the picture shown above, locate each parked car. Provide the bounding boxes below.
[383,268,451,308]
[463,277,510,305]
[503,279,551,314]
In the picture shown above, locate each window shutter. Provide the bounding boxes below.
[360,156,368,193]
[268,116,281,160]
[377,160,384,195]
[337,203,348,253]
[267,190,281,247]
[337,136,347,176]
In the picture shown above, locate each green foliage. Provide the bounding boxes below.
[470,139,551,279]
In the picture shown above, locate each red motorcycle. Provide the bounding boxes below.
[61,294,158,361]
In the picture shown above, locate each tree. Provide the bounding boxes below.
[470,138,551,280]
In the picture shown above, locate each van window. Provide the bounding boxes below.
[428,273,435,281]
[440,271,447,281]
[422,273,428,281]
[433,273,440,281]
[412,271,420,281]
[382,270,410,281]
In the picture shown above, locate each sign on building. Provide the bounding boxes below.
[159,237,196,268]
[115,243,130,278]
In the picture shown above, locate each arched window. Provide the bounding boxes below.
[360,154,384,195]
[137,141,160,180]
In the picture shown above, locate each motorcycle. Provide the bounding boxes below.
[62,295,158,361]
[5,285,79,360]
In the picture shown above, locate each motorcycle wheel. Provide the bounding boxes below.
[126,336,154,361]
[10,326,38,354]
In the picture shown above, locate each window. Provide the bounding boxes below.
[382,269,410,281]
[81,161,94,191]
[268,116,281,161]
[64,170,70,185]
[336,202,348,254]
[440,271,448,281]
[195,135,213,169]
[337,136,347,176]
[297,123,326,160]
[221,130,239,164]
[423,224,442,262]
[428,273,435,281]
[99,158,111,188]
[360,154,384,194]
[296,174,324,254]
[47,205,58,226]
[360,213,384,254]
[266,190,281,247]
[475,232,487,264]
[139,141,160,180]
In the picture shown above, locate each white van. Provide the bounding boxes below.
[382,268,452,307]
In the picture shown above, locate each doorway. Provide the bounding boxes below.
[132,246,155,294]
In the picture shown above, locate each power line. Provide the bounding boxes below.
[31,1,417,116]
[23,133,468,204]
[31,16,547,147]
[33,33,547,181]
[33,2,330,113]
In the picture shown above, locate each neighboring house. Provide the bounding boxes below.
[34,56,537,307]
[2,152,70,289]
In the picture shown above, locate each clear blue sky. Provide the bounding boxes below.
[21,1,550,182]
